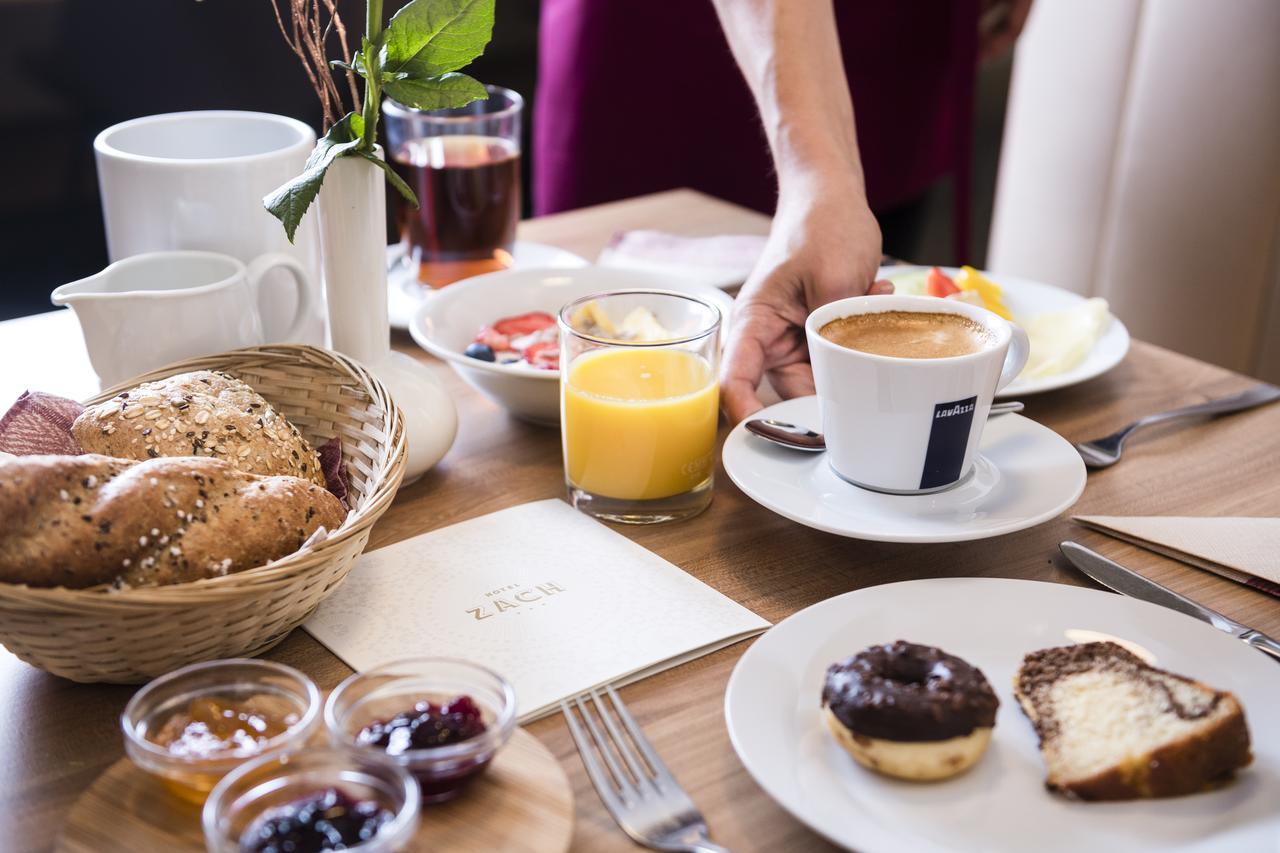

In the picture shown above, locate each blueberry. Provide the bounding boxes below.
[464,343,495,362]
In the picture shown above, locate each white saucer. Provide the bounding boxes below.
[721,396,1086,543]
[387,241,589,330]
[724,578,1280,853]
[880,265,1131,398]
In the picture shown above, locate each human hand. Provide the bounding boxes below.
[978,0,1034,63]
[720,187,892,424]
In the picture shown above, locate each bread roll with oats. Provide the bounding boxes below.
[0,454,346,589]
[72,370,325,487]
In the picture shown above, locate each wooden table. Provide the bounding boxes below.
[2,189,1278,853]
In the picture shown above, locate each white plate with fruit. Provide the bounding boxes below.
[882,266,1131,397]
[408,266,734,425]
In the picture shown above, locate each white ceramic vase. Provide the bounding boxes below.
[315,149,457,484]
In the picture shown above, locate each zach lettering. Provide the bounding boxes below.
[465,580,567,620]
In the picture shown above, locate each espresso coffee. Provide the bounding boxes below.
[819,311,995,359]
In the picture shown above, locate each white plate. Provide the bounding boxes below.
[722,396,1085,543]
[388,241,589,330]
[725,578,1280,853]
[880,266,1131,397]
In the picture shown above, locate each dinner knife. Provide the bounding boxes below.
[1060,541,1280,662]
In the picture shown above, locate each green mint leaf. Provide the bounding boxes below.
[358,150,420,209]
[264,112,365,242]
[384,72,486,111]
[382,0,494,78]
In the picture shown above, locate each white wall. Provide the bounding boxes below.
[989,0,1280,381]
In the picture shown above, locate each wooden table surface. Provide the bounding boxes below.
[2,188,1278,853]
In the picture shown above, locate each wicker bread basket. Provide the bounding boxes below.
[0,344,406,683]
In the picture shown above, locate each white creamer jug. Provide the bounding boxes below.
[52,250,311,388]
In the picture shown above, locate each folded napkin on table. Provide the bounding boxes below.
[597,230,766,289]
[0,391,84,455]
[1074,515,1280,598]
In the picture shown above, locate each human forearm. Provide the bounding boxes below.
[710,0,866,201]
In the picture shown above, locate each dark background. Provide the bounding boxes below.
[0,1,1009,322]
[0,0,542,320]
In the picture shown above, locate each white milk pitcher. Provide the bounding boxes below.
[52,250,312,388]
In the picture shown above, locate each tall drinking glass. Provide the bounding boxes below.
[559,290,721,524]
[383,86,523,289]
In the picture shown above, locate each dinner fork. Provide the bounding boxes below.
[561,686,730,853]
[1075,384,1280,468]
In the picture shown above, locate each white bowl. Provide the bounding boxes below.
[408,266,735,425]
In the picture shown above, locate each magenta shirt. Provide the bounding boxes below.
[534,0,979,249]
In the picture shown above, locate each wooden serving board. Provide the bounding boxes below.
[56,728,573,853]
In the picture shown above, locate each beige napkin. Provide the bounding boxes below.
[1074,516,1280,597]
[596,230,766,289]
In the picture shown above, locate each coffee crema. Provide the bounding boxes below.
[819,311,995,359]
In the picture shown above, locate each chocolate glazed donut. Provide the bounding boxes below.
[821,641,999,781]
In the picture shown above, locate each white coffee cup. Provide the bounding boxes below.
[93,111,325,345]
[52,251,312,388]
[806,294,1030,494]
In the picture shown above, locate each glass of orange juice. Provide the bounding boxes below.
[559,290,721,524]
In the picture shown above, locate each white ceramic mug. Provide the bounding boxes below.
[806,294,1030,494]
[52,251,312,388]
[94,111,325,345]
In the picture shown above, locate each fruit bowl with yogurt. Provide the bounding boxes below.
[409,266,734,425]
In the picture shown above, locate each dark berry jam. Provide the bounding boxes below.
[356,695,487,754]
[356,695,492,802]
[239,787,393,852]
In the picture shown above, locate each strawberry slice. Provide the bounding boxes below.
[524,340,560,370]
[474,326,511,351]
[926,266,960,298]
[492,311,556,337]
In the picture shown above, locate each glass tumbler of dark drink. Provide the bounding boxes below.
[383,86,523,289]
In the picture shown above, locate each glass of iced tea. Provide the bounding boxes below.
[383,86,523,289]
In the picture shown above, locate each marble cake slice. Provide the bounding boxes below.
[1014,642,1251,800]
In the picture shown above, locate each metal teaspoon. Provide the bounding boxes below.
[745,401,1025,452]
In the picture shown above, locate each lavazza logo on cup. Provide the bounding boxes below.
[922,396,979,490]
[805,294,1030,495]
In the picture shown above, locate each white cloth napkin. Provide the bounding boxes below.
[1074,516,1280,597]
[596,230,766,289]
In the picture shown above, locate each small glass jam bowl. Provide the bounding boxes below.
[121,659,322,803]
[203,747,420,853]
[325,657,517,803]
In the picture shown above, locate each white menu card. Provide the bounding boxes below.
[304,499,770,721]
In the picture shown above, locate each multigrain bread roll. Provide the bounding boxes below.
[72,370,326,487]
[1015,642,1252,800]
[0,454,346,589]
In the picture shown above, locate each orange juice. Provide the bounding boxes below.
[563,348,718,500]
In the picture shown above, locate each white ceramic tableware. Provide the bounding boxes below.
[386,241,589,330]
[724,577,1280,853]
[722,396,1085,543]
[316,152,457,486]
[880,265,1132,397]
[94,110,326,345]
[807,294,1030,494]
[52,250,311,388]
[408,266,734,425]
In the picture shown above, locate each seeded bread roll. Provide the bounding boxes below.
[72,370,326,487]
[0,454,346,589]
